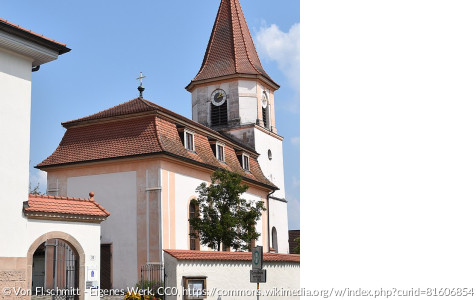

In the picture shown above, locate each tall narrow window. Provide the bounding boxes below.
[216,144,224,162]
[261,91,269,129]
[211,89,228,126]
[272,227,278,252]
[189,203,199,250]
[242,154,250,171]
[262,106,268,128]
[185,131,194,151]
[211,101,228,126]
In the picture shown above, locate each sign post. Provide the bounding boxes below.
[250,246,265,300]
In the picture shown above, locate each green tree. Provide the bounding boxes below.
[29,182,43,195]
[294,237,300,254]
[189,170,266,251]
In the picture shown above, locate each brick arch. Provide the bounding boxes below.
[26,231,85,300]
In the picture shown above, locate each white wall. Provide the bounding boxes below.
[238,80,258,124]
[268,199,290,254]
[239,96,258,124]
[67,172,138,289]
[0,48,32,257]
[253,129,286,199]
[174,173,205,251]
[26,219,102,300]
[164,253,300,300]
[243,191,264,247]
[174,173,265,251]
[253,128,289,253]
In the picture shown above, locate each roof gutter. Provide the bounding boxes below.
[35,151,279,191]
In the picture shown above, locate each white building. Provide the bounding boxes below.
[0,18,108,300]
[36,0,293,291]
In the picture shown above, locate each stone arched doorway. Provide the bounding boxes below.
[27,232,85,300]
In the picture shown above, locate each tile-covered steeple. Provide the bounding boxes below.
[186,0,278,91]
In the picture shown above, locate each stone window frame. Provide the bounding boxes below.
[184,129,195,152]
[183,276,207,300]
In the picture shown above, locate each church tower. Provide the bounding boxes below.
[186,0,289,253]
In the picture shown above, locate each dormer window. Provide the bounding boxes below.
[237,152,250,171]
[179,126,195,152]
[243,154,250,171]
[216,143,225,162]
[185,130,195,151]
[210,140,225,162]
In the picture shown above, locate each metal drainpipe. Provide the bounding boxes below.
[158,167,163,263]
[145,169,163,264]
[146,170,150,263]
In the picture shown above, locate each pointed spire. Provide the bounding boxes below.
[186,0,279,91]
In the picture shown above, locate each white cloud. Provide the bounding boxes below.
[256,23,300,91]
[287,193,301,230]
[29,169,47,194]
[292,176,300,188]
[290,136,300,148]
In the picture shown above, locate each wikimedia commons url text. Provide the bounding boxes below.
[2,287,475,298]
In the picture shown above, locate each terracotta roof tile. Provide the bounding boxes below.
[37,98,276,189]
[164,249,300,263]
[188,0,278,88]
[0,18,70,53]
[25,194,110,217]
[38,115,162,167]
[62,98,158,127]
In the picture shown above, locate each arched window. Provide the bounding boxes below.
[211,100,227,126]
[272,227,278,252]
[189,202,199,250]
[261,91,270,129]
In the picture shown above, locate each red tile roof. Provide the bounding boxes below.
[37,98,276,190]
[186,0,278,90]
[0,18,70,54]
[25,194,110,218]
[164,249,300,263]
[61,98,158,127]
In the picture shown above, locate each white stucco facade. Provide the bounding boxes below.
[26,220,102,300]
[174,171,266,251]
[174,172,205,251]
[0,47,32,257]
[164,252,300,300]
[0,21,104,300]
[66,171,138,289]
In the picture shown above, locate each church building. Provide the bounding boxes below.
[36,0,290,289]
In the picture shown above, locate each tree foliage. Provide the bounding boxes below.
[189,170,266,251]
[29,182,43,195]
[294,237,300,254]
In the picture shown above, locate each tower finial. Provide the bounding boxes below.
[136,72,146,98]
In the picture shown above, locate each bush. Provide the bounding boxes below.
[124,280,164,300]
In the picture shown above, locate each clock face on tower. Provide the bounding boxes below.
[261,91,269,108]
[211,89,227,106]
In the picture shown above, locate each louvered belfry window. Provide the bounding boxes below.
[262,106,268,128]
[211,100,228,126]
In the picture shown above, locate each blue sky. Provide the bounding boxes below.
[3,0,300,229]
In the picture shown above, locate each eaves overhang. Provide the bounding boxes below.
[0,20,70,66]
